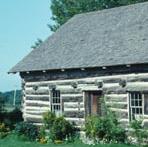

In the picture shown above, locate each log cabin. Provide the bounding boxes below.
[9,2,148,128]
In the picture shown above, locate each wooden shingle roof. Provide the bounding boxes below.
[9,2,148,73]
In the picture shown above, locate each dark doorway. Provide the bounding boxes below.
[85,91,102,117]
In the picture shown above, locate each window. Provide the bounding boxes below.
[129,92,148,121]
[129,93,142,121]
[51,90,62,116]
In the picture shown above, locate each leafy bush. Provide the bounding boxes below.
[38,126,48,144]
[4,108,23,129]
[50,116,75,141]
[42,111,76,142]
[0,123,9,139]
[85,113,126,143]
[130,119,148,145]
[43,111,56,129]
[15,122,39,141]
[0,108,23,130]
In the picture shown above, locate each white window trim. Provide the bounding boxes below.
[51,90,62,116]
[128,92,147,121]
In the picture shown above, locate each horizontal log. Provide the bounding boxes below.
[62,94,83,102]
[61,93,83,98]
[25,100,50,107]
[65,117,85,125]
[25,117,43,123]
[60,88,81,94]
[105,94,127,102]
[25,73,148,86]
[80,85,101,91]
[25,106,50,111]
[25,88,49,95]
[64,108,84,111]
[24,114,43,119]
[126,82,148,92]
[25,94,50,98]
[104,88,127,94]
[64,111,84,118]
[25,86,49,91]
[109,108,128,113]
[106,102,127,109]
[25,112,45,116]
[26,103,50,107]
[25,110,47,115]
[64,102,84,108]
[26,95,50,101]
[106,101,127,105]
[104,83,119,88]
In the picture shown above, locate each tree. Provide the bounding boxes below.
[49,0,148,32]
[31,38,43,49]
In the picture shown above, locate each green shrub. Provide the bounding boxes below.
[130,119,148,145]
[49,116,76,141]
[0,123,9,139]
[43,111,56,129]
[38,126,48,144]
[15,122,39,141]
[4,108,23,130]
[85,113,126,143]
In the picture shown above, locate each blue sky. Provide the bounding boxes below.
[0,0,52,92]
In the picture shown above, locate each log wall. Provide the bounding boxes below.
[21,73,148,127]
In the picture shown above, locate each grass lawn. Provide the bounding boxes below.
[0,134,137,147]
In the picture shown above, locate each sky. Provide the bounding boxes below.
[0,0,52,92]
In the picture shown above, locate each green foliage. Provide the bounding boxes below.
[31,38,43,49]
[0,90,21,106]
[42,111,76,142]
[0,123,10,139]
[130,119,143,130]
[49,0,148,31]
[0,108,23,130]
[4,108,23,129]
[38,126,48,144]
[85,113,126,143]
[130,119,148,145]
[50,116,75,141]
[0,92,5,112]
[43,111,56,129]
[15,122,39,141]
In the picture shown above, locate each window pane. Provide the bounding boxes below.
[135,94,138,100]
[139,108,142,114]
[132,108,135,114]
[139,100,142,106]
[131,100,135,106]
[136,108,139,114]
[139,94,142,100]
[135,100,138,106]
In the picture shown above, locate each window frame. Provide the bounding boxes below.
[129,92,143,121]
[51,89,62,116]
